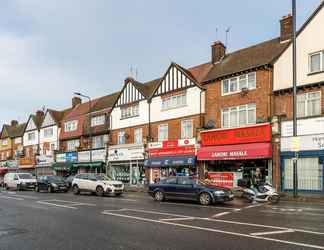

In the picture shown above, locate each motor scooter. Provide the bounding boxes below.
[241,183,280,204]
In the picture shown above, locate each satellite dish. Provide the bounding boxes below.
[205,120,216,129]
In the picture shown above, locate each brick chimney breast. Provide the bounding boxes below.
[280,14,293,42]
[11,120,18,126]
[211,41,226,64]
[72,96,82,108]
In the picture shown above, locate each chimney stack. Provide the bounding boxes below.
[211,41,226,64]
[280,14,293,42]
[72,96,82,108]
[11,120,18,126]
[36,110,44,117]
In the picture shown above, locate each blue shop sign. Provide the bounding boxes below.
[144,156,196,167]
[65,152,77,162]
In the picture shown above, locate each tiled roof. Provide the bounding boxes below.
[0,123,26,139]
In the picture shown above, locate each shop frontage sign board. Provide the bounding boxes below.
[148,138,196,149]
[78,149,106,162]
[149,147,195,157]
[108,146,144,162]
[144,156,196,167]
[36,155,54,165]
[281,117,324,137]
[200,123,271,146]
[207,172,234,189]
[281,134,324,152]
[55,152,77,163]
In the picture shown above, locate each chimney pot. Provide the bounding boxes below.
[11,120,18,126]
[72,96,82,108]
[211,41,226,64]
[280,14,293,42]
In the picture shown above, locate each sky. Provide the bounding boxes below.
[0,0,322,126]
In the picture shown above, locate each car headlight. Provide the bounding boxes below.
[214,190,225,195]
[52,183,58,188]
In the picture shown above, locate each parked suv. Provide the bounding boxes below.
[72,173,124,196]
[4,173,37,191]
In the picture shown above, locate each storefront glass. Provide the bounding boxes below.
[110,162,145,185]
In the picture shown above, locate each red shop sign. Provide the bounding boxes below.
[149,147,195,157]
[200,123,271,146]
[207,172,234,189]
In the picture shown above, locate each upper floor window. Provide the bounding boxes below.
[14,137,22,144]
[121,104,139,119]
[27,132,35,141]
[222,103,256,128]
[92,135,105,149]
[118,131,126,145]
[297,91,321,118]
[158,124,168,142]
[222,72,256,96]
[43,127,53,138]
[64,120,78,132]
[181,120,193,139]
[162,93,186,111]
[134,128,142,144]
[309,51,323,74]
[66,139,79,151]
[91,115,105,127]
[2,139,8,146]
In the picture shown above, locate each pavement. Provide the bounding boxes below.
[0,189,324,250]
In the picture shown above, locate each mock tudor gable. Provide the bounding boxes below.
[116,78,146,107]
[25,116,37,132]
[41,111,56,128]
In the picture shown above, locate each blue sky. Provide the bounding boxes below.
[0,0,322,126]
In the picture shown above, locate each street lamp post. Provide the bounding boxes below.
[74,92,92,164]
[292,0,298,198]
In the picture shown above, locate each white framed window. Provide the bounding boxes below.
[27,132,35,141]
[134,128,142,144]
[92,135,105,148]
[43,127,53,138]
[64,120,78,132]
[66,139,79,151]
[181,120,193,139]
[2,139,8,146]
[14,137,22,144]
[222,72,256,95]
[161,93,187,110]
[297,91,321,118]
[309,51,323,74]
[118,131,126,145]
[158,124,168,142]
[91,115,105,127]
[221,103,256,128]
[121,104,139,119]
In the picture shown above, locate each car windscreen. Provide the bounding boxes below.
[18,174,33,179]
[47,176,64,182]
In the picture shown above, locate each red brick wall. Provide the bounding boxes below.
[204,69,273,128]
[110,124,149,145]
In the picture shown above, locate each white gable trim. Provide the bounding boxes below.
[25,116,37,132]
[116,82,145,106]
[41,111,56,128]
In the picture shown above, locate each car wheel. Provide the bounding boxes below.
[154,190,164,202]
[73,185,80,195]
[96,186,104,197]
[48,186,53,193]
[199,192,211,206]
[35,186,39,192]
[4,184,9,190]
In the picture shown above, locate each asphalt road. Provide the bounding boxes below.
[1,189,324,250]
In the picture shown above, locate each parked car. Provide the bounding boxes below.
[35,175,69,193]
[72,173,124,197]
[148,176,234,205]
[64,175,75,189]
[3,173,37,191]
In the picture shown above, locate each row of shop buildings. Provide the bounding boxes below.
[1,2,324,193]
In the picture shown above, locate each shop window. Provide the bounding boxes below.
[134,128,142,144]
[222,72,256,95]
[181,120,193,139]
[121,104,139,119]
[66,139,79,151]
[118,131,126,145]
[297,91,321,118]
[309,51,323,74]
[158,124,168,142]
[222,103,256,128]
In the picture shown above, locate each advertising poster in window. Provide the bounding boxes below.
[206,172,234,189]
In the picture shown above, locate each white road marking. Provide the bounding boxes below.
[42,199,96,206]
[10,194,39,199]
[160,217,195,222]
[211,212,231,218]
[244,204,264,209]
[0,195,24,201]
[101,211,324,250]
[162,202,236,210]
[114,198,137,202]
[250,229,295,236]
[36,201,78,209]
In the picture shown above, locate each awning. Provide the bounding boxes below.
[197,143,272,160]
[73,161,104,169]
[51,162,74,171]
[144,156,196,168]
[0,168,8,175]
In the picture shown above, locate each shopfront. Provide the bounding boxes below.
[280,117,324,192]
[36,155,54,176]
[76,149,106,173]
[108,144,145,186]
[145,139,197,183]
[197,123,273,188]
[53,152,78,176]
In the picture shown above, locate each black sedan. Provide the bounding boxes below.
[35,175,69,193]
[148,176,234,205]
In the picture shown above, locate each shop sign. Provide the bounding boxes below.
[148,138,196,149]
[78,149,106,162]
[200,123,271,146]
[36,155,54,165]
[281,134,324,152]
[149,147,195,157]
[281,117,324,137]
[55,152,77,163]
[108,147,144,161]
[56,153,65,163]
[144,156,196,167]
[2,160,18,168]
[207,172,234,189]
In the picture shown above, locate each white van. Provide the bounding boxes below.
[3,173,37,190]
